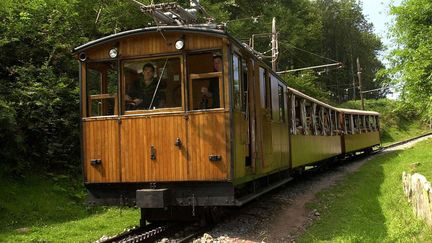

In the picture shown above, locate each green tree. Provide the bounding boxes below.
[388,0,432,120]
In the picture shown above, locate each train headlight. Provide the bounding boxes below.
[79,52,87,62]
[175,39,185,50]
[109,48,118,58]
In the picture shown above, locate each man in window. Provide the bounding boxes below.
[126,63,165,110]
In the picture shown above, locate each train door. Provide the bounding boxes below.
[185,51,229,180]
[242,58,253,170]
[119,56,189,182]
[82,61,121,183]
[258,67,272,171]
[232,52,253,178]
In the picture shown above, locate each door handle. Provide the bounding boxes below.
[150,145,156,160]
[174,137,182,148]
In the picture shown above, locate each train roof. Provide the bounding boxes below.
[337,108,380,116]
[287,87,335,110]
[72,25,228,53]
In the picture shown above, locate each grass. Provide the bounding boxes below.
[0,173,139,242]
[298,138,432,242]
[0,98,428,242]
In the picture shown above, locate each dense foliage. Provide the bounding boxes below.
[388,0,432,120]
[0,0,385,175]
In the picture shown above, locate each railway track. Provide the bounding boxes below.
[98,221,212,243]
[381,132,432,150]
[97,132,432,243]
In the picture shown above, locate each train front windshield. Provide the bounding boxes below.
[123,57,182,111]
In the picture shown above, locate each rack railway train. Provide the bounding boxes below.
[73,23,380,223]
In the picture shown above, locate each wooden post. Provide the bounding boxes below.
[271,17,278,72]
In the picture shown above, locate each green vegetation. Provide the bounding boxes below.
[0,174,139,242]
[299,138,432,242]
[340,98,429,145]
[387,0,432,120]
[0,0,386,175]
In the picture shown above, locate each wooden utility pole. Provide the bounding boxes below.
[271,17,278,71]
[356,57,365,110]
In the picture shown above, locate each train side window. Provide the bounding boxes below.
[367,115,372,131]
[290,93,297,134]
[300,99,308,135]
[313,104,321,135]
[362,115,367,132]
[304,100,313,134]
[353,115,359,134]
[293,95,304,133]
[372,116,376,131]
[187,52,222,110]
[232,54,241,110]
[344,114,350,134]
[376,116,380,130]
[329,109,338,136]
[278,85,285,123]
[323,109,330,135]
[336,111,341,134]
[86,61,118,117]
[259,67,266,109]
[266,71,272,114]
[270,74,279,121]
[242,60,248,113]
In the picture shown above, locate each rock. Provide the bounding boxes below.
[402,172,432,227]
[16,227,31,234]
[314,211,320,217]
[159,238,170,243]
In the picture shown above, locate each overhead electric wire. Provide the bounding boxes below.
[279,41,339,63]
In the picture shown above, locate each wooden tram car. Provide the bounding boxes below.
[73,25,380,222]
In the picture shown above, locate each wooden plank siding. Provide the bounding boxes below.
[120,114,188,182]
[187,111,229,180]
[290,135,342,168]
[119,112,229,182]
[343,131,380,153]
[83,119,120,183]
[84,33,223,61]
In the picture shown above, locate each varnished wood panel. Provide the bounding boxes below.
[120,112,229,182]
[86,43,115,60]
[120,33,223,57]
[120,114,188,182]
[83,32,223,61]
[187,112,229,180]
[83,119,120,183]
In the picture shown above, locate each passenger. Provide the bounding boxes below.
[126,63,165,110]
[213,55,223,72]
[199,55,222,109]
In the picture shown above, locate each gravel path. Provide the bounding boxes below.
[193,135,432,243]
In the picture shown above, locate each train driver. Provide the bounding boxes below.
[126,63,165,110]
